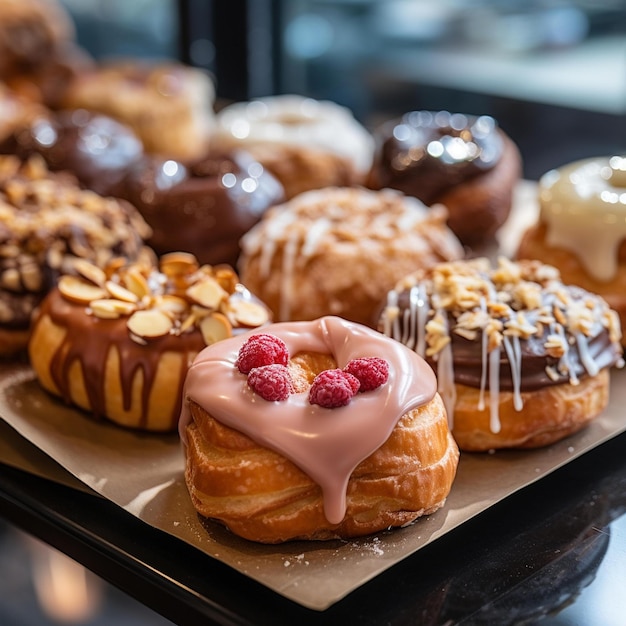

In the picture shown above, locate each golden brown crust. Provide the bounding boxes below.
[185,392,458,543]
[451,368,611,451]
[517,222,626,345]
[439,132,523,248]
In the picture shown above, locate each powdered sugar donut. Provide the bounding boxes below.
[213,95,374,198]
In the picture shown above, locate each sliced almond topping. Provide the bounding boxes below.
[186,277,228,310]
[160,252,199,276]
[122,266,150,298]
[199,312,232,345]
[20,262,43,292]
[90,299,124,319]
[106,280,140,303]
[59,275,108,304]
[153,294,188,317]
[127,309,174,339]
[228,299,269,328]
[73,259,107,287]
[213,265,239,294]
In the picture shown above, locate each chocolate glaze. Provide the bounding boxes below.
[38,289,204,429]
[0,109,143,194]
[368,110,503,204]
[389,284,622,392]
[112,150,285,267]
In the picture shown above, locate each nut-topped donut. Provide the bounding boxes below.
[111,150,284,267]
[517,156,626,343]
[378,257,623,451]
[367,110,522,248]
[238,186,464,326]
[213,94,375,199]
[180,316,459,542]
[0,155,151,357]
[28,252,271,432]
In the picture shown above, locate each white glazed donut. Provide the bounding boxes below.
[213,95,375,198]
[517,155,626,342]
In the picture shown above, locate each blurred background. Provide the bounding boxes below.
[1,0,626,624]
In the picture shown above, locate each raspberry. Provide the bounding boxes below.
[344,357,389,392]
[309,369,359,408]
[235,333,289,374]
[247,364,293,401]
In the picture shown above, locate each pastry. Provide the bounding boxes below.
[0,108,144,195]
[28,252,271,432]
[0,83,48,144]
[213,94,374,199]
[367,110,523,248]
[517,156,626,344]
[61,60,215,161]
[110,150,284,267]
[238,186,464,326]
[378,257,623,451]
[0,155,150,358]
[180,315,459,543]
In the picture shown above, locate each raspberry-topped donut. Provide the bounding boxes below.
[213,94,374,199]
[28,252,271,432]
[367,110,522,248]
[378,257,623,451]
[180,316,459,542]
[517,156,626,343]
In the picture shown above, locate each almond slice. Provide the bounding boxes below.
[228,299,270,328]
[73,258,106,287]
[186,277,228,310]
[153,294,188,317]
[90,298,137,319]
[199,312,232,345]
[59,275,108,304]
[160,252,199,276]
[122,266,151,298]
[106,280,140,303]
[127,309,173,340]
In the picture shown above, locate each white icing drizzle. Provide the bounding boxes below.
[378,257,623,435]
[540,156,626,282]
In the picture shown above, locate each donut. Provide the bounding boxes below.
[238,186,464,327]
[367,110,523,248]
[0,109,144,195]
[0,154,151,358]
[212,94,374,199]
[28,252,271,432]
[517,156,626,344]
[60,60,216,161]
[180,316,459,543]
[377,257,623,451]
[111,150,284,268]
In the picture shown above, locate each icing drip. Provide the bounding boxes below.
[180,316,437,524]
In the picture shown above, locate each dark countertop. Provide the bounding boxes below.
[0,428,625,626]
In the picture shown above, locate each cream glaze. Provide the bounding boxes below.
[539,156,626,281]
[180,316,437,525]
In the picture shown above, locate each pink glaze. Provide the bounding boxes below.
[179,316,437,524]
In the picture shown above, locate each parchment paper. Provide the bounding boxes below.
[1,183,624,611]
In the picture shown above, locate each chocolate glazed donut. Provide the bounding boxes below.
[112,151,285,268]
[367,111,522,248]
[0,109,144,195]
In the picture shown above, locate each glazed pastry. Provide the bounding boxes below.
[0,155,150,358]
[111,150,284,267]
[61,60,215,161]
[517,156,626,344]
[213,94,374,199]
[367,110,522,248]
[238,186,464,326]
[0,109,144,195]
[28,252,271,432]
[180,316,459,543]
[378,257,623,451]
